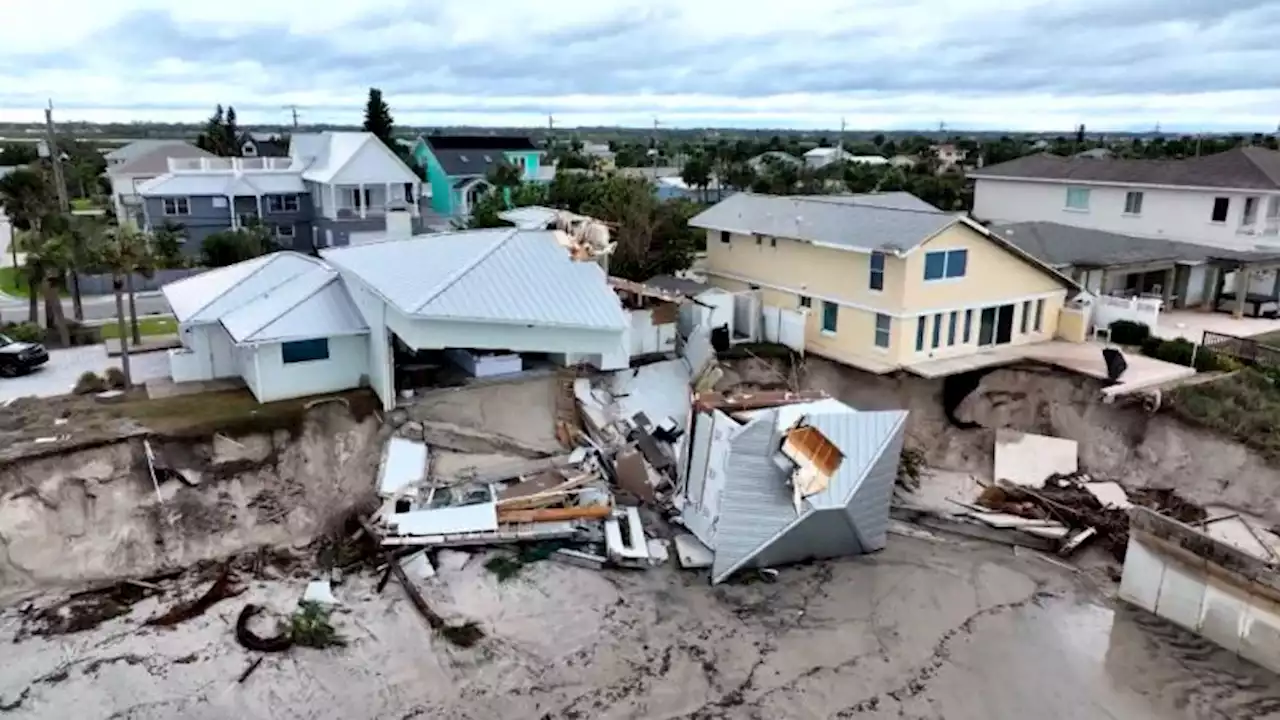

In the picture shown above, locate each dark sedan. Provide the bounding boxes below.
[0,333,49,377]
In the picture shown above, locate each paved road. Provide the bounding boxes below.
[0,345,169,401]
[0,292,169,323]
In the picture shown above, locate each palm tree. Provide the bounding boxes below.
[0,168,55,268]
[95,226,154,387]
[680,154,712,203]
[101,225,153,347]
[19,232,71,347]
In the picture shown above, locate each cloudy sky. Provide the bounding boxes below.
[1,0,1278,131]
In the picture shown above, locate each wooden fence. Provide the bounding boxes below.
[1201,331,1280,368]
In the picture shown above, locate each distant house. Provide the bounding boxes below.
[970,147,1280,252]
[237,132,289,158]
[107,142,215,227]
[411,135,551,218]
[136,131,426,252]
[932,143,965,171]
[748,151,802,172]
[803,147,888,170]
[889,155,918,169]
[1073,148,1114,160]
[582,142,616,169]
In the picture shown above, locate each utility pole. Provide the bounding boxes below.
[44,99,81,321]
[652,117,660,170]
[838,117,846,158]
[283,105,300,129]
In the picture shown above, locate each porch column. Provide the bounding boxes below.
[255,195,263,224]
[228,195,236,229]
[1235,265,1250,319]
[1161,266,1175,309]
[1097,269,1109,295]
[329,184,337,218]
[385,182,392,212]
[358,183,367,219]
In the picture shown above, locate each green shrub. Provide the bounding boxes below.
[2,322,45,343]
[1109,320,1151,345]
[1139,335,1163,357]
[73,371,106,395]
[1153,337,1197,366]
[103,367,127,390]
[1139,336,1240,372]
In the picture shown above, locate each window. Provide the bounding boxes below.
[948,311,958,346]
[1034,299,1044,331]
[509,155,527,171]
[1021,300,1032,333]
[212,197,228,209]
[923,249,967,280]
[267,195,300,213]
[1123,191,1144,215]
[1065,187,1091,210]
[404,183,415,203]
[238,213,258,228]
[275,224,295,239]
[916,316,926,351]
[874,314,891,348]
[1267,196,1280,220]
[798,295,811,308]
[963,309,973,343]
[769,236,777,247]
[720,230,731,244]
[1211,197,1230,223]
[821,301,839,333]
[162,197,190,216]
[756,235,763,246]
[1243,197,1259,226]
[869,251,885,291]
[350,188,372,208]
[281,338,329,364]
[931,313,942,348]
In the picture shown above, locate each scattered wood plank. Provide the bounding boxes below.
[146,565,243,627]
[237,657,265,684]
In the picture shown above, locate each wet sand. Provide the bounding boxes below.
[2,536,1278,719]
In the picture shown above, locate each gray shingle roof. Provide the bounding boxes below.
[798,191,941,212]
[993,221,1280,268]
[972,147,1280,191]
[689,192,959,253]
[110,143,215,176]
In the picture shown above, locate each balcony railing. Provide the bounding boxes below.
[332,202,417,220]
[166,157,298,172]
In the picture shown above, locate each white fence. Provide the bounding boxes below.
[1088,294,1162,331]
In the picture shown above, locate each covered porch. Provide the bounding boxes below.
[327,182,420,219]
[1200,253,1280,319]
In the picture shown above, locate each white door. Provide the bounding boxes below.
[779,308,806,354]
[761,306,781,343]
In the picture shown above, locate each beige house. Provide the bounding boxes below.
[690,193,1083,374]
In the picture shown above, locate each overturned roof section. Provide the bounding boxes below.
[322,228,628,331]
[971,147,1280,191]
[162,252,366,344]
[690,192,959,253]
[710,399,908,584]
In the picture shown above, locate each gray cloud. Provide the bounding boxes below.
[3,0,1279,127]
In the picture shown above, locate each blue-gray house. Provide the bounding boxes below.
[138,132,432,255]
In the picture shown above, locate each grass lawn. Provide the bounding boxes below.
[69,197,102,212]
[1168,368,1280,462]
[0,267,70,298]
[0,266,24,297]
[1252,329,1280,346]
[98,316,178,340]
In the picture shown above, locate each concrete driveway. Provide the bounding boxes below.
[0,345,169,402]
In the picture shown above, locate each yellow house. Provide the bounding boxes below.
[690,193,1084,375]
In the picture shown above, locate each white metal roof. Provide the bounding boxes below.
[322,228,627,330]
[498,205,559,229]
[162,252,320,323]
[299,132,369,182]
[137,170,306,197]
[220,268,367,344]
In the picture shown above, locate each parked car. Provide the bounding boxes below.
[0,333,49,377]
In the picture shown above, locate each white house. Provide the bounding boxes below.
[162,252,370,404]
[970,147,1280,252]
[803,147,889,170]
[160,227,630,409]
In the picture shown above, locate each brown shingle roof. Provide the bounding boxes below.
[971,147,1280,191]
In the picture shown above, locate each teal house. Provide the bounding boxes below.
[411,135,550,218]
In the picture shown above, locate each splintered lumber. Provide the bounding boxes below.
[357,517,485,648]
[496,505,613,524]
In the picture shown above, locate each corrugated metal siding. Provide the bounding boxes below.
[420,232,628,330]
[804,409,908,511]
[710,415,797,582]
[751,509,862,569]
[844,416,906,552]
